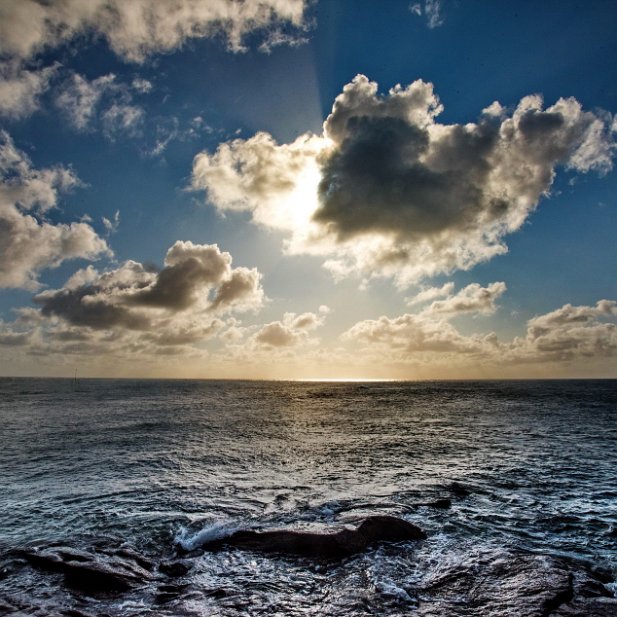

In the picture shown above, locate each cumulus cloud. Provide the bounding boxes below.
[0,131,109,289]
[0,61,57,118]
[0,241,266,365]
[253,308,328,348]
[0,0,310,63]
[424,281,506,316]
[343,295,617,369]
[37,240,264,328]
[343,312,497,355]
[513,300,617,362]
[192,75,615,286]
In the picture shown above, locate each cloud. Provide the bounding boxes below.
[55,72,144,136]
[0,0,310,63]
[102,103,144,137]
[102,210,120,235]
[0,131,109,289]
[343,296,617,368]
[406,282,454,305]
[512,300,617,362]
[253,309,327,348]
[343,311,495,355]
[36,241,265,327]
[0,241,266,365]
[424,281,506,316]
[410,1,445,29]
[131,77,152,94]
[192,75,615,287]
[0,61,57,118]
[55,73,116,130]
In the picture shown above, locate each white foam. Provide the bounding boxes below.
[174,520,240,551]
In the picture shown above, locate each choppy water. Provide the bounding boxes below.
[1,379,616,615]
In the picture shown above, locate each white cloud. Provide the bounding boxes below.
[424,281,506,316]
[193,75,615,287]
[55,72,145,137]
[343,296,617,369]
[102,103,144,137]
[0,131,109,289]
[0,61,57,118]
[0,0,310,63]
[343,311,496,355]
[511,300,617,363]
[131,77,152,94]
[410,1,445,29]
[102,210,120,235]
[55,73,117,130]
[253,309,327,348]
[406,282,454,305]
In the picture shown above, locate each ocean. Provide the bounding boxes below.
[0,378,616,616]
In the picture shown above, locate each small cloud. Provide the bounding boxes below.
[55,72,116,130]
[407,282,455,306]
[252,308,328,348]
[410,0,445,29]
[131,77,152,94]
[102,103,144,138]
[102,209,120,235]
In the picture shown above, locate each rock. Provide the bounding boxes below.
[426,498,452,509]
[448,482,471,498]
[196,514,426,559]
[416,552,615,617]
[158,560,191,577]
[18,545,154,594]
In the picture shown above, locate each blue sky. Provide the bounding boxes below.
[0,0,615,379]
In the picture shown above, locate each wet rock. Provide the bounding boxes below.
[154,582,189,605]
[196,514,426,559]
[18,545,154,594]
[417,552,615,617]
[426,498,452,509]
[158,560,191,577]
[448,482,471,498]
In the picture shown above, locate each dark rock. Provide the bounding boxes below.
[426,498,452,509]
[449,482,471,498]
[19,545,154,594]
[197,514,425,559]
[114,547,156,572]
[154,582,189,605]
[417,552,615,617]
[158,560,191,577]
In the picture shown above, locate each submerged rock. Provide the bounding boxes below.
[194,514,426,559]
[416,551,616,617]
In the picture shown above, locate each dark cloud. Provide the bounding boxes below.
[34,241,265,333]
[193,75,615,285]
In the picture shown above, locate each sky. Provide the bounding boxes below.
[0,0,616,380]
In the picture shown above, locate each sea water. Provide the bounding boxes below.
[0,379,615,615]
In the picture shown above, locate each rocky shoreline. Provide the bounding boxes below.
[1,512,615,616]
